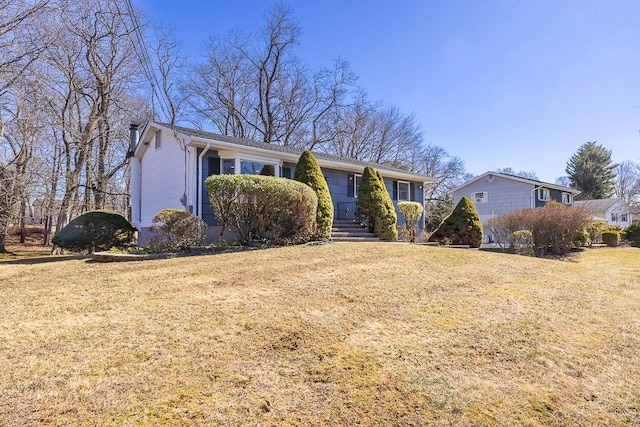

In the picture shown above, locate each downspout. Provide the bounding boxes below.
[129,124,141,229]
[197,143,212,217]
[531,186,541,208]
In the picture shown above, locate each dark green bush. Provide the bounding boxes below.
[52,210,136,253]
[205,174,317,244]
[147,209,207,251]
[260,164,275,176]
[294,150,333,239]
[398,201,423,242]
[602,231,620,247]
[626,223,640,246]
[358,166,397,240]
[430,197,483,248]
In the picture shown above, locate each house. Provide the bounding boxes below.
[574,199,633,228]
[128,121,435,244]
[450,171,582,242]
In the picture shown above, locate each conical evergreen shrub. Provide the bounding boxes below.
[294,150,333,239]
[358,166,397,240]
[430,196,483,247]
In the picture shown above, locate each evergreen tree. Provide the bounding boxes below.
[358,166,397,240]
[294,151,333,239]
[357,166,378,229]
[566,142,617,199]
[430,197,483,247]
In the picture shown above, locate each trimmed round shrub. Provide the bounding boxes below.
[147,209,207,251]
[430,196,483,247]
[398,201,423,242]
[205,174,317,244]
[294,150,333,239]
[52,210,136,253]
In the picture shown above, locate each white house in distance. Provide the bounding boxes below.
[574,199,633,228]
[450,171,582,242]
[127,121,435,244]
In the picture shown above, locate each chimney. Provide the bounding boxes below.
[129,123,140,156]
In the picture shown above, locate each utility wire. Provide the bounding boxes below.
[120,0,173,123]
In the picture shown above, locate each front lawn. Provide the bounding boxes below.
[1,245,638,425]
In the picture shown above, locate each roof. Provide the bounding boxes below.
[574,199,630,213]
[450,171,582,195]
[138,121,435,183]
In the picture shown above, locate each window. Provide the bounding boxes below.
[154,130,162,150]
[240,160,265,175]
[611,213,619,222]
[397,181,410,201]
[354,174,362,198]
[473,191,488,203]
[562,192,572,204]
[538,188,550,201]
[621,213,628,222]
[222,159,235,174]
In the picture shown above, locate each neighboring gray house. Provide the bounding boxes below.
[450,171,581,242]
[574,199,633,228]
[128,121,435,244]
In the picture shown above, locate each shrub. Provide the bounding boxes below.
[625,223,640,246]
[205,174,317,244]
[398,201,423,242]
[485,202,592,256]
[294,150,333,239]
[602,231,620,247]
[357,167,397,240]
[147,209,207,251]
[510,230,534,256]
[260,164,275,176]
[357,166,377,229]
[430,197,483,248]
[52,210,136,253]
[585,221,609,245]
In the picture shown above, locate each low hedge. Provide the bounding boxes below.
[205,174,317,244]
[602,231,621,247]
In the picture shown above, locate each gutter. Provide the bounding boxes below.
[197,142,212,217]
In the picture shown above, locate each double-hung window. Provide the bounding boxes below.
[562,192,572,204]
[397,181,410,201]
[538,188,550,201]
[353,174,362,198]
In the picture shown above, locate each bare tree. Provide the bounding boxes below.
[0,0,50,100]
[615,160,640,207]
[36,0,150,236]
[184,4,356,147]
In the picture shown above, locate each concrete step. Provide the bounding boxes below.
[332,231,377,238]
[332,236,380,242]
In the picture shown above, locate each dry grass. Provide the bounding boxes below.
[1,244,639,426]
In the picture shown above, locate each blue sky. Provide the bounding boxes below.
[136,0,640,183]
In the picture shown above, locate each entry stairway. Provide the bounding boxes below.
[331,220,379,242]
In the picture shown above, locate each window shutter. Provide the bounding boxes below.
[392,180,398,200]
[208,157,220,176]
[347,174,354,197]
[410,183,416,201]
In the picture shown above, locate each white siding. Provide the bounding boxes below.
[139,132,189,227]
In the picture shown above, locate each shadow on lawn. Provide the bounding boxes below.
[0,254,91,265]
